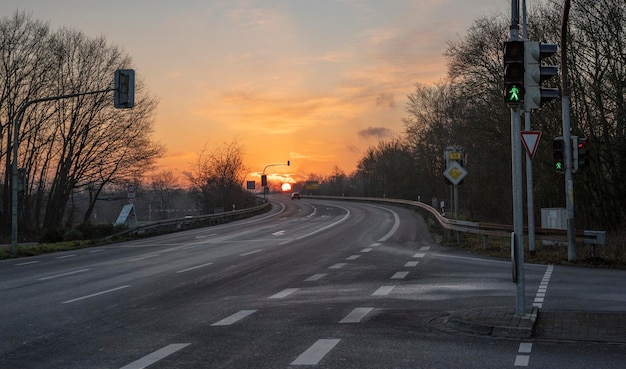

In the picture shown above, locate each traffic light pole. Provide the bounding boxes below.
[509,0,526,318]
[11,88,114,256]
[561,0,576,261]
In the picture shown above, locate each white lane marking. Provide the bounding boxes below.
[241,249,263,256]
[62,285,130,304]
[514,342,532,366]
[372,285,395,296]
[391,271,409,279]
[404,261,419,267]
[514,355,530,366]
[534,264,554,308]
[268,288,299,299]
[127,254,160,262]
[16,260,40,266]
[340,307,373,323]
[176,262,213,274]
[272,230,285,236]
[119,343,191,369]
[304,273,327,282]
[329,263,346,269]
[432,253,511,265]
[346,255,360,260]
[370,206,400,242]
[56,254,77,259]
[361,248,372,253]
[370,242,381,247]
[296,207,351,240]
[89,249,105,254]
[419,246,431,251]
[291,339,340,366]
[518,343,532,353]
[211,310,257,326]
[38,269,90,281]
[413,252,426,258]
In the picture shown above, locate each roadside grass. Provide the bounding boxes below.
[0,240,103,260]
[452,229,626,269]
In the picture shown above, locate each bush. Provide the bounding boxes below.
[62,228,84,242]
[39,228,64,243]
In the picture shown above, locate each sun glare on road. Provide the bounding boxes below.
[281,183,292,192]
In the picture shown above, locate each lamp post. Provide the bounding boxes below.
[261,161,290,201]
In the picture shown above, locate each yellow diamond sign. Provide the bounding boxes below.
[443,162,467,185]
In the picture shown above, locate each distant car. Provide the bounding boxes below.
[291,192,301,199]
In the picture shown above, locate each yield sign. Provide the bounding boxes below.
[521,131,542,159]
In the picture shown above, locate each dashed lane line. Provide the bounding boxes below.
[291,339,340,366]
[339,308,373,323]
[412,252,426,258]
[268,288,299,299]
[119,343,190,369]
[329,263,346,269]
[346,255,360,260]
[514,342,532,366]
[304,273,327,282]
[391,271,409,280]
[534,265,554,308]
[372,285,395,296]
[211,310,257,326]
[38,268,90,281]
[404,261,419,267]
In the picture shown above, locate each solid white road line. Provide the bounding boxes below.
[16,260,40,266]
[329,263,346,269]
[38,269,90,281]
[127,254,160,262]
[391,271,409,279]
[372,285,395,296]
[56,254,77,259]
[339,307,373,323]
[268,288,299,299]
[404,261,419,267]
[176,262,213,274]
[240,249,263,256]
[211,310,257,326]
[119,343,190,369]
[62,285,130,304]
[304,274,327,282]
[291,339,340,366]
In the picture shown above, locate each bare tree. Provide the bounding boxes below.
[148,170,180,220]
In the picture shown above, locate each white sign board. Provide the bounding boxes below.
[115,204,137,227]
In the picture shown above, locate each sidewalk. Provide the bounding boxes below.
[444,307,626,342]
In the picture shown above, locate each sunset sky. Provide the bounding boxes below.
[2,0,509,185]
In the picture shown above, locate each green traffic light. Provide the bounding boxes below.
[555,161,563,171]
[507,85,521,102]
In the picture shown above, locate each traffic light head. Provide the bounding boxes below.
[114,69,135,109]
[524,41,559,110]
[553,136,565,172]
[577,137,589,170]
[503,41,525,106]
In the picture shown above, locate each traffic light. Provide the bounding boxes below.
[261,174,267,187]
[114,69,135,109]
[553,136,565,172]
[524,41,559,110]
[572,136,589,171]
[503,41,525,105]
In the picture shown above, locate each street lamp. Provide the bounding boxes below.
[261,161,290,201]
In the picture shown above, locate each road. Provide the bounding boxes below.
[1,195,625,368]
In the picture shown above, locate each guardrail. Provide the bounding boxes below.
[105,201,271,240]
[301,195,606,246]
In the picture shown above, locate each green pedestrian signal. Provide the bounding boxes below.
[506,84,523,103]
[503,40,525,106]
[553,136,565,173]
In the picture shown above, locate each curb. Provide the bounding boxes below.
[445,306,538,339]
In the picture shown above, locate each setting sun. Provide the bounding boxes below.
[281,183,292,192]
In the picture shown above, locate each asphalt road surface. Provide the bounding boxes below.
[1,195,625,368]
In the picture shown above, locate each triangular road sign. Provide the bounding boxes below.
[521,131,542,159]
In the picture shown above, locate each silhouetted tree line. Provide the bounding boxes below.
[316,0,626,232]
[0,12,163,239]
